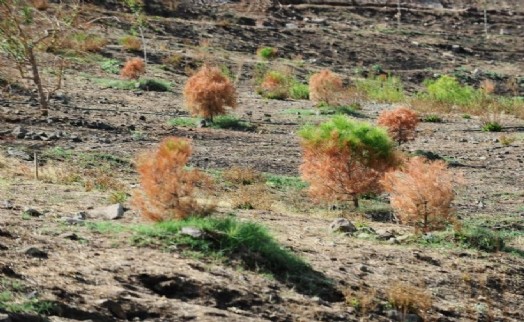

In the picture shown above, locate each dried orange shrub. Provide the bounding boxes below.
[377,107,419,144]
[387,282,432,318]
[309,69,343,106]
[382,157,459,232]
[258,70,290,100]
[299,116,399,208]
[120,57,145,80]
[132,137,213,221]
[183,66,237,120]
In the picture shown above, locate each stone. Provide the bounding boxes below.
[88,204,124,220]
[21,246,48,259]
[23,207,43,217]
[329,218,357,233]
[11,126,27,139]
[1,200,13,209]
[197,119,208,128]
[7,147,33,161]
[61,212,86,225]
[180,227,204,238]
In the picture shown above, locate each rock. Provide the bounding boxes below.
[405,314,423,322]
[23,207,43,217]
[11,126,27,139]
[0,313,9,321]
[376,229,396,240]
[88,204,124,220]
[329,218,357,233]
[180,227,204,238]
[396,234,415,243]
[59,232,81,241]
[70,135,82,142]
[7,147,33,161]
[61,212,86,225]
[1,200,14,209]
[197,119,208,128]
[21,246,48,259]
[386,310,401,320]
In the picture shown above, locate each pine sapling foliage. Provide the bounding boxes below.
[309,69,344,106]
[299,116,398,208]
[183,65,237,121]
[382,157,458,232]
[121,57,145,80]
[377,107,419,144]
[132,137,213,221]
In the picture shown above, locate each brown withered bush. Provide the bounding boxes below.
[309,69,344,106]
[377,107,419,144]
[121,57,145,80]
[387,282,432,318]
[132,137,213,221]
[382,157,458,232]
[257,70,291,100]
[299,117,399,208]
[183,66,237,120]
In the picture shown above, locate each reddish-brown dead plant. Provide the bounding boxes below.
[121,57,145,80]
[382,156,458,232]
[183,66,237,120]
[132,137,213,222]
[377,107,419,144]
[309,69,344,105]
[300,136,399,208]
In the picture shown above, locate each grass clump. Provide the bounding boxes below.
[417,75,480,108]
[94,78,136,90]
[257,70,292,100]
[100,59,121,74]
[265,174,308,191]
[211,115,254,131]
[481,122,502,132]
[138,78,171,92]
[387,282,432,318]
[289,82,309,100]
[133,216,308,274]
[120,35,141,52]
[168,117,200,128]
[257,47,278,60]
[422,114,443,123]
[0,278,54,315]
[354,76,405,103]
[454,225,505,252]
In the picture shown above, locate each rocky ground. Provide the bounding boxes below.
[0,0,523,321]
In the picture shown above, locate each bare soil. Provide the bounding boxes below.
[0,1,523,321]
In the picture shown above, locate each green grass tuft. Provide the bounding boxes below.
[138,79,172,92]
[289,82,309,100]
[482,122,502,132]
[168,117,200,128]
[355,76,406,103]
[211,115,254,131]
[422,115,443,123]
[265,174,308,190]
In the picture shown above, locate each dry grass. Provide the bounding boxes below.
[228,183,273,210]
[387,282,432,318]
[344,287,377,315]
[222,167,264,185]
[39,163,82,185]
[120,35,141,52]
